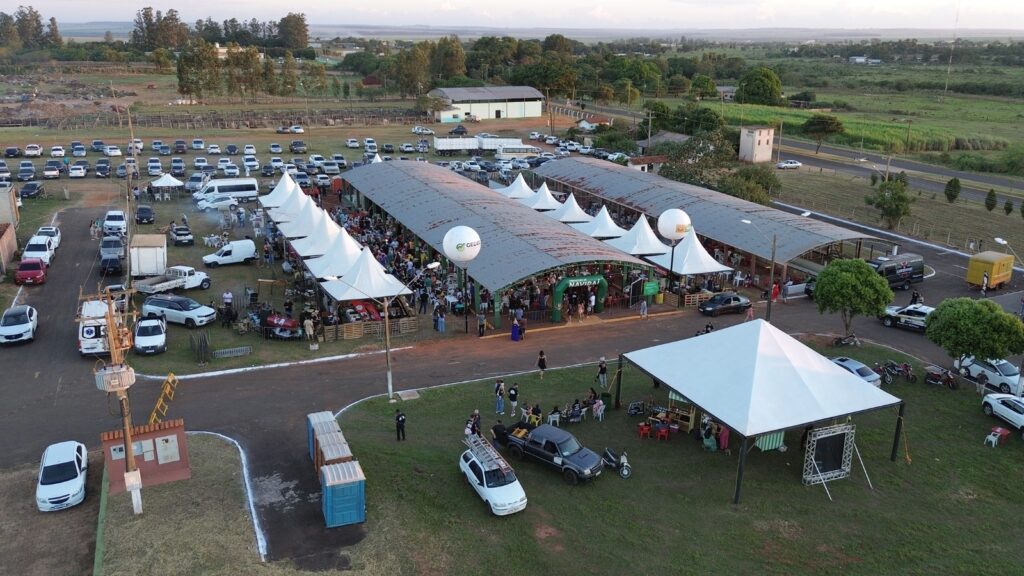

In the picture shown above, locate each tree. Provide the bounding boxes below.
[690,74,717,99]
[734,66,783,105]
[0,12,22,49]
[279,51,299,95]
[262,58,277,95]
[14,6,45,49]
[925,298,1024,368]
[277,13,308,51]
[677,103,723,134]
[814,259,893,337]
[802,114,844,153]
[864,178,914,230]
[45,16,60,47]
[717,165,780,205]
[394,43,430,96]
[985,189,997,211]
[176,39,220,101]
[431,36,467,80]
[330,76,342,100]
[150,47,173,72]
[302,61,328,95]
[1005,199,1014,215]
[541,33,573,55]
[944,177,961,203]
[103,31,114,44]
[659,129,736,188]
[342,80,350,99]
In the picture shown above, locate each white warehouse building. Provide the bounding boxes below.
[428,86,545,123]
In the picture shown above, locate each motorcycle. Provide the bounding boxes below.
[833,333,861,347]
[602,448,632,479]
[924,366,958,390]
[896,361,917,383]
[873,362,894,386]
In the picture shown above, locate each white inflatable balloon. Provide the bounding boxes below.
[657,208,691,241]
[443,226,481,264]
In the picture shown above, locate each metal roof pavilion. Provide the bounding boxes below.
[342,161,647,292]
[428,86,545,103]
[533,157,876,262]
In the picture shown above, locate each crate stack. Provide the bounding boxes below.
[306,411,365,528]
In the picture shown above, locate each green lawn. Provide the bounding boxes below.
[335,343,1024,575]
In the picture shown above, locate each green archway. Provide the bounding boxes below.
[551,274,607,322]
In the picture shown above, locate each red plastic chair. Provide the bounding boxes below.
[638,424,652,439]
[656,427,670,441]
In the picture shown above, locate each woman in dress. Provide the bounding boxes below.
[537,350,547,380]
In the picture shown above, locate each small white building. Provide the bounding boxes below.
[738,126,774,164]
[428,86,545,123]
[576,115,613,132]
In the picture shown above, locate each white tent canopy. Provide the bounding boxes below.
[623,320,902,438]
[289,210,342,258]
[604,216,669,256]
[371,154,383,164]
[494,173,535,200]
[320,247,412,301]
[267,192,313,225]
[571,206,627,239]
[304,228,363,279]
[545,193,593,223]
[645,227,732,275]
[275,199,321,238]
[520,182,563,211]
[259,173,301,209]
[150,173,183,188]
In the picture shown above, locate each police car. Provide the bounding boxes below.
[879,303,934,331]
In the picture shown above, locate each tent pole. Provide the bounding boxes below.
[890,401,905,462]
[733,436,749,504]
[614,354,623,409]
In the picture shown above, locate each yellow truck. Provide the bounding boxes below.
[966,251,1014,289]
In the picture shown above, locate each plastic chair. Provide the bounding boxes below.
[520,407,531,422]
[638,423,652,439]
[579,406,589,422]
[547,412,561,427]
[593,404,606,422]
[656,427,670,441]
[985,432,1000,448]
[528,414,541,427]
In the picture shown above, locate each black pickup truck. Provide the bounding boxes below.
[502,424,602,484]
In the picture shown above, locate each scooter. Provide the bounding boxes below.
[602,448,632,479]
[924,366,958,390]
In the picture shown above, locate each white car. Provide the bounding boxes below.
[831,356,882,386]
[142,295,217,328]
[544,136,560,145]
[50,146,65,158]
[776,160,803,170]
[364,138,376,148]
[35,225,61,249]
[529,131,541,140]
[147,161,162,176]
[578,145,593,155]
[104,145,122,157]
[955,357,1021,395]
[207,144,222,155]
[216,157,232,169]
[222,164,240,177]
[269,143,283,153]
[129,138,144,153]
[555,147,570,157]
[0,305,38,344]
[22,235,56,265]
[243,156,260,170]
[321,161,340,175]
[284,163,298,175]
[982,394,1024,439]
[193,156,209,168]
[71,145,87,157]
[133,317,167,355]
[289,125,305,134]
[270,157,284,170]
[308,154,326,169]
[25,144,42,157]
[412,126,434,135]
[197,194,238,212]
[459,441,527,516]
[399,143,415,153]
[331,154,347,168]
[192,139,205,150]
[68,165,86,178]
[314,174,331,186]
[346,138,359,149]
[880,303,934,331]
[243,144,257,155]
[36,441,88,512]
[102,210,128,235]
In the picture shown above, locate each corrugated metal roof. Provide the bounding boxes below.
[342,162,646,292]
[429,86,544,103]
[533,157,875,262]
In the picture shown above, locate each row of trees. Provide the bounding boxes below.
[0,6,61,51]
[132,8,308,52]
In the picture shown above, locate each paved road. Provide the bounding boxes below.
[0,202,1010,564]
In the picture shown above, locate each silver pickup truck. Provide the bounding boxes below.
[135,265,211,294]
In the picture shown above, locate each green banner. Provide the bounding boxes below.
[643,281,660,296]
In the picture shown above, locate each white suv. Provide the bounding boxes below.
[142,295,216,328]
[458,436,527,516]
[956,357,1021,395]
[102,210,128,235]
[982,394,1024,439]
[22,235,56,265]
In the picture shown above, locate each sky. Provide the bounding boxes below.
[33,0,1024,31]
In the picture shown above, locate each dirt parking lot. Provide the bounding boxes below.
[0,451,103,576]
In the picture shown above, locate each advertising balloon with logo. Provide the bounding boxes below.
[443,226,482,265]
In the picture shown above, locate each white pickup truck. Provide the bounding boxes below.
[134,265,211,294]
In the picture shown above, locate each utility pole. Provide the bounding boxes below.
[776,120,783,163]
[545,87,553,132]
[647,110,653,152]
[904,120,912,153]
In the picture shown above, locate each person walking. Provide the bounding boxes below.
[596,357,608,388]
[745,305,755,322]
[303,316,316,341]
[495,380,505,415]
[508,382,519,418]
[981,271,989,297]
[395,409,406,441]
[537,350,547,380]
[770,281,780,304]
[478,311,486,337]
[782,279,793,304]
[910,290,921,306]
[639,299,648,319]
[222,290,233,311]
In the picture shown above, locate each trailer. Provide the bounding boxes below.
[135,265,211,294]
[432,136,527,156]
[129,234,168,277]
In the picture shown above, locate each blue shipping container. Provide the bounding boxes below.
[306,412,336,461]
[321,461,366,528]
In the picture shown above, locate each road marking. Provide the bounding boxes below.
[53,377,63,405]
[135,346,413,380]
[951,265,967,270]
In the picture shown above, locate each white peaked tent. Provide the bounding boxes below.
[304,228,363,279]
[371,154,383,164]
[545,193,593,223]
[267,190,313,223]
[621,320,903,503]
[571,206,627,239]
[320,247,412,301]
[520,182,563,211]
[645,227,731,275]
[290,210,342,258]
[604,216,669,256]
[494,173,535,200]
[150,173,183,188]
[276,200,322,238]
[259,173,301,208]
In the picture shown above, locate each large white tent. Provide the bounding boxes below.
[520,182,563,211]
[571,206,627,239]
[645,227,732,275]
[150,173,183,188]
[604,216,669,256]
[289,210,342,258]
[545,192,593,223]
[493,173,535,200]
[267,190,313,223]
[320,247,412,301]
[619,320,903,502]
[259,173,301,209]
[304,228,363,279]
[276,201,322,238]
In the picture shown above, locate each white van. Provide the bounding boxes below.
[192,177,259,203]
[202,239,257,267]
[78,300,110,355]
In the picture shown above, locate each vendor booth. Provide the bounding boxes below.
[616,320,904,503]
[319,247,418,340]
[149,173,184,201]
